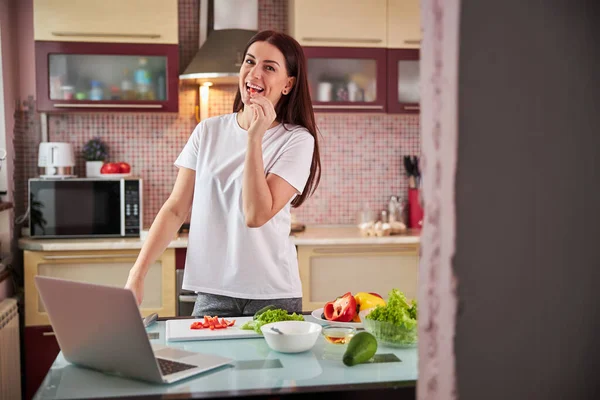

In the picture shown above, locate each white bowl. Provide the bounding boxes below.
[260,321,322,353]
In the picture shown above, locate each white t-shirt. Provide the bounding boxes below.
[174,113,315,299]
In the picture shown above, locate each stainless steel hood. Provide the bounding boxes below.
[179,0,258,85]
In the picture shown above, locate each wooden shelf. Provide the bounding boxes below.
[0,202,13,212]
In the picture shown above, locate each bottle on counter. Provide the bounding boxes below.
[389,195,407,234]
[388,196,400,223]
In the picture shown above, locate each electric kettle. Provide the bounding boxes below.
[38,142,76,178]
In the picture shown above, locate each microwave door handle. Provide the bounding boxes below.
[120,179,125,236]
[49,146,56,170]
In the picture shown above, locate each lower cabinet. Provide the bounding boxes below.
[24,249,176,326]
[297,244,419,311]
[24,326,60,400]
[23,248,176,399]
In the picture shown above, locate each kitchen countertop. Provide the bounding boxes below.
[34,318,417,400]
[292,226,420,246]
[18,225,420,251]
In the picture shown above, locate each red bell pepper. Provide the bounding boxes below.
[323,292,357,322]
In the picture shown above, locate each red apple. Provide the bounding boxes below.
[118,162,131,174]
[100,162,120,174]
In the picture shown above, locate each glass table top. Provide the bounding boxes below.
[34,319,417,399]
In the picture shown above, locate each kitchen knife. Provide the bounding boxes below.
[404,156,413,176]
[413,156,420,187]
[143,312,158,328]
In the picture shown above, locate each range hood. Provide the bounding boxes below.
[179,0,258,85]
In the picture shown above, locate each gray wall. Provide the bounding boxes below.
[455,0,600,399]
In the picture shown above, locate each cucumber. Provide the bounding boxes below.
[343,332,378,366]
[253,305,278,320]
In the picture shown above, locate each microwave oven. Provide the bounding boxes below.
[28,177,142,238]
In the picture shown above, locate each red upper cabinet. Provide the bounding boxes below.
[33,0,179,113]
[387,49,420,114]
[35,41,179,113]
[303,47,388,113]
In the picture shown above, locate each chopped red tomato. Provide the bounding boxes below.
[190,316,236,330]
[190,321,204,330]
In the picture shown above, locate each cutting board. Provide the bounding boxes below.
[165,316,263,342]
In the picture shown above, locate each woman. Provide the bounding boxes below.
[125,31,321,317]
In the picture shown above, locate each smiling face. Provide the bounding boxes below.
[239,41,296,108]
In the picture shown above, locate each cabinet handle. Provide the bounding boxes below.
[42,331,56,337]
[51,31,161,39]
[313,105,384,110]
[54,104,163,109]
[404,39,421,45]
[179,295,197,303]
[403,105,420,110]
[43,254,137,260]
[313,246,417,254]
[302,37,382,44]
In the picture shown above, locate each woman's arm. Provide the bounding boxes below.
[125,167,196,304]
[242,96,299,227]
[243,137,298,227]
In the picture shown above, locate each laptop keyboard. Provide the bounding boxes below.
[157,357,197,376]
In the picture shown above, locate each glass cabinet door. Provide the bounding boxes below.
[49,54,168,102]
[36,42,179,113]
[387,49,420,113]
[303,47,387,112]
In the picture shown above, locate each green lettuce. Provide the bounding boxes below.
[241,309,304,334]
[365,289,418,344]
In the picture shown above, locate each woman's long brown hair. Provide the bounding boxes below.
[233,30,321,208]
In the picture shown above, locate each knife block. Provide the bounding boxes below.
[408,188,424,229]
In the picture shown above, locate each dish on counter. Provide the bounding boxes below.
[321,326,356,345]
[311,291,386,328]
[99,173,132,178]
[310,308,363,328]
[359,289,418,348]
[260,321,322,353]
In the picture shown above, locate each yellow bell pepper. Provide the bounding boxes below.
[352,292,386,322]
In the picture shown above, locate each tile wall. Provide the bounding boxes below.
[15,0,420,227]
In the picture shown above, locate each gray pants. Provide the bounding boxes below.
[192,292,302,317]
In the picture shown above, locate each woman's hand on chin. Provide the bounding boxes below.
[247,96,277,140]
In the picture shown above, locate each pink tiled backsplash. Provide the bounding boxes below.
[15,0,420,227]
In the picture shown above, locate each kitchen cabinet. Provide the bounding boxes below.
[289,0,388,48]
[297,244,419,311]
[291,0,421,113]
[387,0,422,49]
[24,326,60,400]
[23,248,176,327]
[387,49,420,113]
[33,0,178,44]
[35,41,179,113]
[304,47,387,113]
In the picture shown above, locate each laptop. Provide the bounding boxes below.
[34,276,233,384]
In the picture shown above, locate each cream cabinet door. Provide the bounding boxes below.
[297,244,419,311]
[289,0,388,48]
[33,0,178,44]
[24,249,176,326]
[387,0,421,48]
